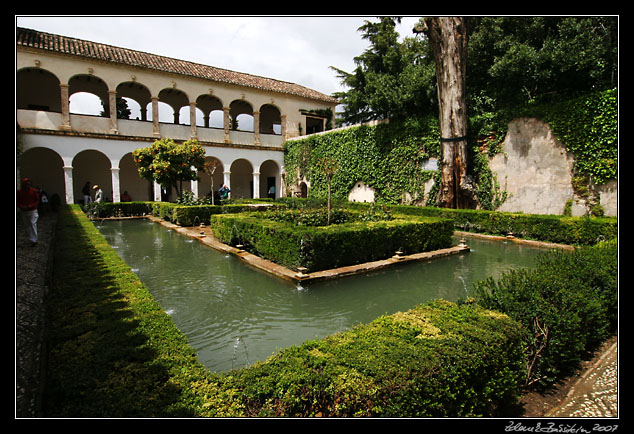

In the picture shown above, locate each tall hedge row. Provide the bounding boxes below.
[208,212,454,272]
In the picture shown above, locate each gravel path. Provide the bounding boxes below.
[16,210,57,417]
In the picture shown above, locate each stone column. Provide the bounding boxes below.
[252,171,260,199]
[189,102,198,140]
[63,165,74,204]
[152,97,160,137]
[281,114,287,140]
[223,107,231,143]
[223,170,231,198]
[153,181,162,202]
[60,84,71,131]
[110,167,121,202]
[253,111,260,145]
[108,90,119,134]
[191,167,199,198]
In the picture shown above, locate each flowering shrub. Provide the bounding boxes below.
[132,138,205,197]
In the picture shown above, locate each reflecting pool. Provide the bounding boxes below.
[98,219,548,373]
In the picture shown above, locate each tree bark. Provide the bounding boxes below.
[421,17,475,209]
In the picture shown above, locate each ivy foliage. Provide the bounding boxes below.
[286,89,616,211]
[473,88,618,185]
[284,117,440,205]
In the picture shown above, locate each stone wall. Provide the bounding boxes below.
[489,118,617,217]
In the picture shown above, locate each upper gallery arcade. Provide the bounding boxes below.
[16,26,338,204]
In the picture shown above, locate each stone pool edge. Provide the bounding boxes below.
[147,216,471,283]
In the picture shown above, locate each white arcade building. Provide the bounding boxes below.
[16,27,338,204]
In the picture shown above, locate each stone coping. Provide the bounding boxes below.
[454,230,575,251]
[147,216,470,283]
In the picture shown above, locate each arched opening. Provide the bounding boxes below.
[120,153,152,201]
[229,100,254,132]
[260,104,282,135]
[198,156,224,202]
[69,74,109,116]
[158,88,189,124]
[299,182,308,198]
[19,147,65,203]
[259,160,280,199]
[72,150,112,203]
[196,95,224,128]
[16,68,61,112]
[116,82,152,121]
[230,159,254,199]
[69,92,102,116]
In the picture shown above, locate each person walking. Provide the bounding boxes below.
[17,178,40,245]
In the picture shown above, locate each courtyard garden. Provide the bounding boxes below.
[42,198,617,417]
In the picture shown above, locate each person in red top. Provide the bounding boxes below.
[17,178,40,245]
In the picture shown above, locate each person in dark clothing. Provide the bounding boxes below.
[17,178,40,245]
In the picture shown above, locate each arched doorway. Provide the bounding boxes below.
[120,153,152,201]
[19,147,65,203]
[72,150,112,203]
[259,160,280,199]
[198,156,224,202]
[230,159,253,199]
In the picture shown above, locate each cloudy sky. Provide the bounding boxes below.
[16,15,423,98]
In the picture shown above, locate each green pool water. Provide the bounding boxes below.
[98,219,548,373]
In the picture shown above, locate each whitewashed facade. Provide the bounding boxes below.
[16,27,338,204]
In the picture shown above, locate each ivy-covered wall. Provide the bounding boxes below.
[283,89,617,214]
[283,117,442,205]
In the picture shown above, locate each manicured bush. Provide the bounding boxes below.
[45,206,217,417]
[84,201,153,218]
[218,300,526,417]
[208,211,454,272]
[474,238,617,389]
[389,205,617,246]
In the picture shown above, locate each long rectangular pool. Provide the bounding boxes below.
[98,219,548,373]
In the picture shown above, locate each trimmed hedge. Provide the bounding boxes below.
[46,206,526,417]
[475,238,618,389]
[45,206,216,417]
[217,300,526,417]
[208,211,454,272]
[84,201,153,218]
[389,205,617,246]
[152,202,271,226]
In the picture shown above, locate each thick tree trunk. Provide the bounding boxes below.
[421,17,475,209]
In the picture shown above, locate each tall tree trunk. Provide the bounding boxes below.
[420,17,475,209]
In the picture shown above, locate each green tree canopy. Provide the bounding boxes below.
[132,138,206,197]
[466,16,618,112]
[331,17,437,125]
[332,16,618,124]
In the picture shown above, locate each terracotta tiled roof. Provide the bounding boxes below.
[16,27,338,104]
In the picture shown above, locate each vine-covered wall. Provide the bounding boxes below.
[283,117,442,205]
[283,89,617,213]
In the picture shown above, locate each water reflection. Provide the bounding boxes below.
[99,220,547,373]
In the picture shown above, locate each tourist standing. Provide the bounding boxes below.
[219,184,230,200]
[17,178,40,245]
[93,185,103,203]
[82,181,92,205]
